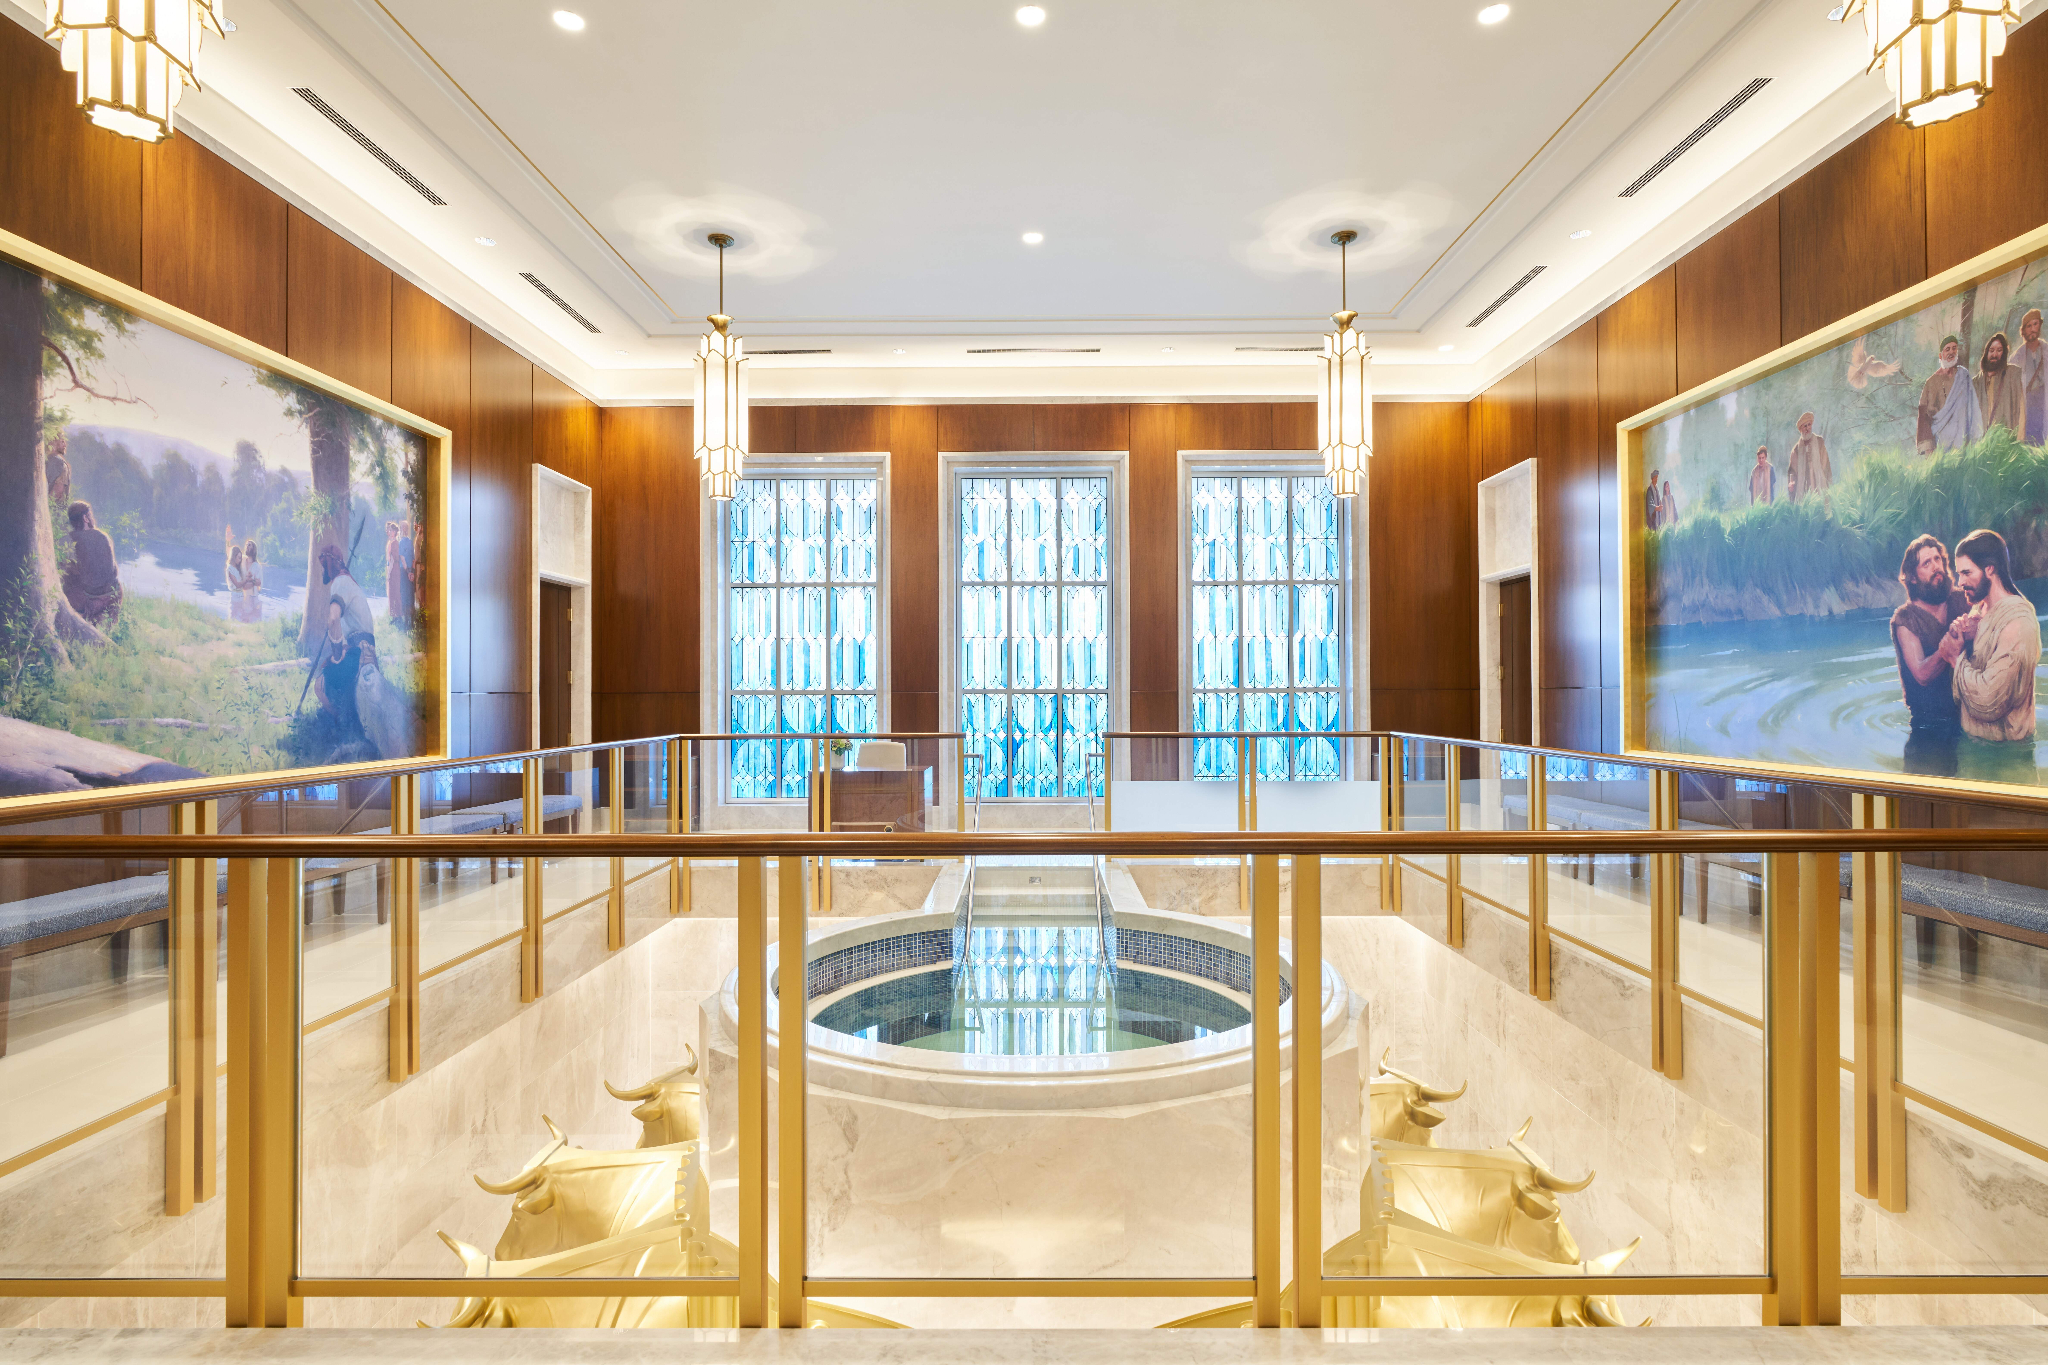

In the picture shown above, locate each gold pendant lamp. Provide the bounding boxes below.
[1317,229,1371,500]
[45,0,228,143]
[1833,0,2020,127]
[694,232,749,502]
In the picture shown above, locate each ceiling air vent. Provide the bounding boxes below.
[1619,78,1772,199]
[292,88,447,206]
[1235,345,1321,352]
[519,273,601,334]
[965,347,1102,354]
[1466,266,1547,328]
[750,348,833,355]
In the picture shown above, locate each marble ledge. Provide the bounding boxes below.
[2,1326,2046,1363]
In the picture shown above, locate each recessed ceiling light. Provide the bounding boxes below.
[1439,344,1455,352]
[553,10,585,31]
[615,349,629,356]
[1021,231,1044,245]
[1478,4,1510,24]
[473,236,496,247]
[1570,228,1593,240]
[1161,346,1175,353]
[892,348,907,355]
[1016,6,1047,26]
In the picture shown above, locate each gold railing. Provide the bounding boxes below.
[5,818,2048,1322]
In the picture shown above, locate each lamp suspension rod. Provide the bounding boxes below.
[1330,229,1358,322]
[707,231,735,327]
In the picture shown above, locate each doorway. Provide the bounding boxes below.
[539,580,573,749]
[1497,574,1531,746]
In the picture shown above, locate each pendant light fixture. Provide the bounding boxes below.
[44,0,229,143]
[1832,1,2019,128]
[1317,229,1371,500]
[694,232,748,502]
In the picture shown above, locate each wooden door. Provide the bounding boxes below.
[539,581,572,748]
[1498,575,1532,746]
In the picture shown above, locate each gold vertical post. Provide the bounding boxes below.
[1377,736,1395,911]
[955,738,967,839]
[1805,849,1842,1326]
[820,750,834,918]
[1651,770,1684,1078]
[521,757,543,1002]
[607,746,626,951]
[1852,793,1906,1210]
[1527,755,1551,1001]
[1237,736,1251,917]
[1443,747,1464,949]
[777,852,807,1328]
[166,802,207,1215]
[1764,851,1837,1325]
[736,856,769,1328]
[225,858,301,1328]
[1101,742,1112,831]
[1291,853,1324,1327]
[1251,852,1282,1327]
[195,799,219,1204]
[1385,737,1405,918]
[667,737,684,915]
[390,773,421,1080]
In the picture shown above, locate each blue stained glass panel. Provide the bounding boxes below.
[1191,691,1239,780]
[830,586,875,690]
[1061,586,1108,689]
[780,480,828,583]
[960,586,1007,689]
[1060,478,1108,582]
[1012,693,1058,798]
[832,692,877,736]
[1192,585,1238,690]
[1190,477,1238,583]
[1243,477,1288,581]
[1293,584,1342,687]
[1059,691,1107,798]
[961,479,1009,582]
[778,586,828,691]
[830,479,878,582]
[730,480,778,585]
[1011,479,1057,582]
[962,692,1009,798]
[1011,585,1058,690]
[731,588,776,690]
[1293,477,1341,581]
[1243,584,1289,689]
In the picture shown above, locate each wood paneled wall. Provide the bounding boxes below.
[0,18,593,760]
[1459,18,2048,753]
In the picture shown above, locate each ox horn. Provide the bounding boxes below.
[1586,1237,1642,1276]
[1508,1123,1597,1193]
[1584,1298,1624,1328]
[542,1114,566,1142]
[606,1077,659,1102]
[436,1230,492,1277]
[679,1044,699,1075]
[472,1165,546,1197]
[1415,1077,1467,1103]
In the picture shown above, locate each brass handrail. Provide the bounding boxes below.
[2,828,2045,859]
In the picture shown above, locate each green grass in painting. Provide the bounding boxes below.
[1647,429,2048,622]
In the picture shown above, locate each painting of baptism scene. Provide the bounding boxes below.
[0,256,438,799]
[1640,256,2048,790]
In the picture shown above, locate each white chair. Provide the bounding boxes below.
[853,740,906,770]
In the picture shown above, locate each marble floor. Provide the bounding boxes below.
[2,1327,2046,1363]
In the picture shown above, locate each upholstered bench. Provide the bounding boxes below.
[301,792,592,923]
[0,870,224,1058]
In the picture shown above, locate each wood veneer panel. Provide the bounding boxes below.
[1598,271,1676,695]
[751,404,889,454]
[140,135,285,352]
[1535,320,1600,694]
[1271,403,1315,450]
[469,329,533,695]
[1780,120,1924,343]
[1128,403,1178,699]
[937,405,1036,452]
[286,208,390,401]
[1677,197,1780,394]
[391,280,470,693]
[1371,689,1477,741]
[595,407,697,704]
[0,17,141,284]
[1036,403,1129,452]
[1176,403,1272,451]
[1479,361,1536,481]
[468,692,532,759]
[1540,687,1603,755]
[534,370,596,486]
[1927,19,2048,274]
[892,692,938,735]
[888,405,940,707]
[1369,402,1475,703]
[596,693,698,743]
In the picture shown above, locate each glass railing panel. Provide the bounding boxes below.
[1457,747,1528,916]
[416,761,524,975]
[539,747,610,923]
[620,741,672,880]
[1673,772,1767,1022]
[1542,758,1652,970]
[1401,740,1451,880]
[1894,795,2048,1159]
[828,737,937,835]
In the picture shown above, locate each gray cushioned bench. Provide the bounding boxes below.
[0,870,225,1057]
[299,792,588,922]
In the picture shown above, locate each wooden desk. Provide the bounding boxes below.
[829,766,932,832]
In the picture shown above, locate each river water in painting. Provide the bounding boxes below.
[117,538,387,623]
[1646,577,2048,788]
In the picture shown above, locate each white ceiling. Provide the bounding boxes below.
[5,0,2008,403]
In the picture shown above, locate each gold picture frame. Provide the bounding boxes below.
[0,225,452,815]
[1618,220,2048,805]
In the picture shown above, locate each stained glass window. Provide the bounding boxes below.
[728,477,879,799]
[1190,474,1344,781]
[960,475,1110,799]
